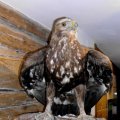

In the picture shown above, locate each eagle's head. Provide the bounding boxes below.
[52,17,78,33]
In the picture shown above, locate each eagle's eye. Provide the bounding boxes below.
[62,22,66,27]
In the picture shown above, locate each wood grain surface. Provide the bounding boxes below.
[0,1,49,119]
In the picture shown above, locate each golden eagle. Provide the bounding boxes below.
[20,17,113,119]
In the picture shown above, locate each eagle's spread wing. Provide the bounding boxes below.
[51,49,113,116]
[19,17,113,117]
[20,48,47,105]
[84,50,113,114]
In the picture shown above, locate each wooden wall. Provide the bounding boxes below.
[0,2,50,119]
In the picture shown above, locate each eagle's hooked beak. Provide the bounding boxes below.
[71,20,78,31]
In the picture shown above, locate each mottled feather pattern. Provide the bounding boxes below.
[85,50,113,114]
[20,49,47,105]
[20,17,113,118]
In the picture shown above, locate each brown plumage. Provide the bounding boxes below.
[45,17,113,118]
[20,17,113,119]
[46,17,88,84]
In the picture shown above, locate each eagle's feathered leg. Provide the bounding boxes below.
[75,84,87,118]
[44,82,55,120]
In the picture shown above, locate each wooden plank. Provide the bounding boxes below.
[0,91,39,107]
[0,57,22,89]
[0,44,25,60]
[0,2,49,119]
[0,65,44,119]
[0,103,44,120]
[0,1,49,40]
[0,24,45,52]
[96,109,107,119]
[0,74,21,89]
[0,71,21,89]
[0,58,22,76]
[95,95,108,119]
[0,64,44,119]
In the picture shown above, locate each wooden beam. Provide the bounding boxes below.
[0,58,22,76]
[0,44,25,60]
[0,63,22,89]
[0,2,49,119]
[0,24,45,52]
[95,95,108,119]
[0,1,50,40]
[0,103,44,120]
[0,91,40,107]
